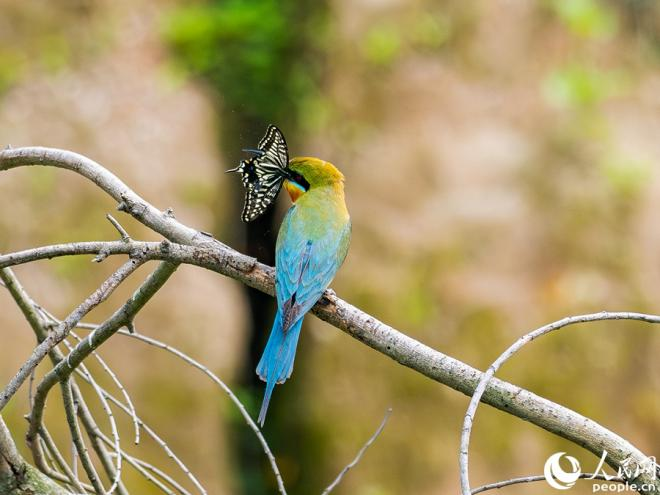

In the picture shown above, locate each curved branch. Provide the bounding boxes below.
[2,147,658,492]
[460,313,660,494]
[0,147,209,247]
[460,314,660,494]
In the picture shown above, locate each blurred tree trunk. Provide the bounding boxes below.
[164,1,330,492]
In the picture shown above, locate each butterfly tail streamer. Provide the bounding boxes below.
[257,311,304,426]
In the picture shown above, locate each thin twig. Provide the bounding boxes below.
[471,473,624,494]
[73,367,206,494]
[110,329,287,495]
[76,325,285,495]
[72,439,78,481]
[38,426,91,493]
[63,342,123,495]
[322,407,392,495]
[112,453,178,495]
[72,380,129,495]
[61,379,105,494]
[126,457,192,495]
[68,329,141,445]
[34,304,141,446]
[34,303,141,450]
[28,421,74,490]
[36,437,72,490]
[459,312,660,495]
[106,214,131,242]
[28,368,35,408]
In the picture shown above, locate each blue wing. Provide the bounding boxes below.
[257,206,350,426]
[275,208,350,330]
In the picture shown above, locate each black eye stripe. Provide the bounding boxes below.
[291,173,310,191]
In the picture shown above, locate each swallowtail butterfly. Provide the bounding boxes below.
[228,125,289,222]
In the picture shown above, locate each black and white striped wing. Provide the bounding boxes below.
[230,125,289,222]
[241,169,284,221]
[257,124,288,169]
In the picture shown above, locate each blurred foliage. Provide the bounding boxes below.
[542,65,626,109]
[164,0,327,129]
[0,0,109,94]
[552,0,618,39]
[362,23,403,67]
[360,11,452,68]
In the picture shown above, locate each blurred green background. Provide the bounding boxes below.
[1,0,659,494]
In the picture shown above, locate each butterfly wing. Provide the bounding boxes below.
[241,163,285,221]
[230,125,289,222]
[258,124,288,169]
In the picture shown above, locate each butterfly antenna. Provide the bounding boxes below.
[242,148,265,156]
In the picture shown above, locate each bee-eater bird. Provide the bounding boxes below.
[256,157,351,426]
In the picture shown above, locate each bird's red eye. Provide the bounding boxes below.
[291,173,310,191]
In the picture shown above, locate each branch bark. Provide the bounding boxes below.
[0,416,71,495]
[1,147,658,493]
